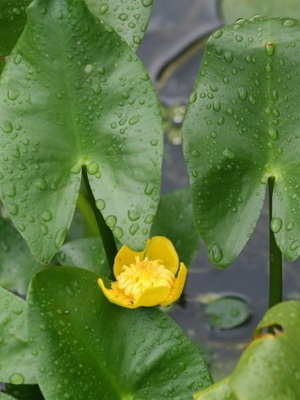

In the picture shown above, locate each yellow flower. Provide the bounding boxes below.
[98,236,187,309]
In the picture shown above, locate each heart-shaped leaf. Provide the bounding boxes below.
[0,287,37,384]
[26,267,212,399]
[195,300,300,399]
[0,0,163,263]
[183,17,300,267]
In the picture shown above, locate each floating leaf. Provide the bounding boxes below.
[220,0,300,24]
[151,187,200,267]
[195,301,300,399]
[26,267,212,399]
[0,0,163,263]
[205,296,250,330]
[183,17,300,267]
[0,287,37,384]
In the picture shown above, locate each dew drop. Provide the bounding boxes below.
[270,218,282,233]
[54,228,68,249]
[41,210,53,222]
[9,204,19,216]
[87,162,99,175]
[238,86,248,101]
[265,41,275,56]
[106,215,117,227]
[142,0,153,6]
[129,223,139,235]
[290,240,300,251]
[96,199,106,211]
[112,226,123,239]
[34,178,48,190]
[144,214,154,224]
[188,91,197,104]
[268,128,278,141]
[129,115,140,125]
[128,209,141,221]
[99,4,108,14]
[212,29,223,39]
[224,51,233,63]
[9,373,24,385]
[71,164,81,174]
[223,148,236,159]
[287,222,294,231]
[210,244,223,263]
[1,120,13,133]
[283,19,295,27]
[7,88,20,100]
[144,183,154,195]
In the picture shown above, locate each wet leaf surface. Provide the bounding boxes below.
[0,0,163,262]
[26,267,213,399]
[183,17,300,267]
[0,287,37,384]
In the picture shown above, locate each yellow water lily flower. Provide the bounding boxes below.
[98,236,187,309]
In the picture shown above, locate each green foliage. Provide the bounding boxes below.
[0,287,37,384]
[220,0,300,24]
[0,0,163,263]
[205,297,250,330]
[0,393,18,400]
[0,0,151,75]
[26,267,213,399]
[183,16,300,267]
[57,237,110,276]
[0,0,31,74]
[194,301,300,399]
[85,0,153,49]
[151,187,200,267]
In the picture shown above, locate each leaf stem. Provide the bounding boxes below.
[82,166,118,270]
[268,177,282,308]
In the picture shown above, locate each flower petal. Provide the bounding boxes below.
[97,278,135,309]
[113,245,145,278]
[145,236,179,274]
[161,262,187,306]
[133,285,171,308]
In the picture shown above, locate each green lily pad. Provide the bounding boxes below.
[26,267,213,399]
[183,16,300,267]
[205,296,250,330]
[0,0,163,263]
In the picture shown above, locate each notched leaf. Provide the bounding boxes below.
[254,323,285,339]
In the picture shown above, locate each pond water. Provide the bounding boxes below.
[137,0,300,381]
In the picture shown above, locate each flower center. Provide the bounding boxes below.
[112,256,175,300]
